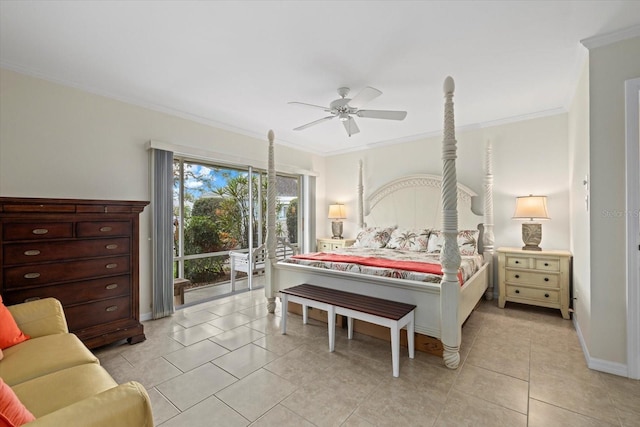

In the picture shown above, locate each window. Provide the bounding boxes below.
[172,158,300,305]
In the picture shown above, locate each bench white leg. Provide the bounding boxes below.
[302,305,308,324]
[408,312,415,359]
[281,294,288,335]
[328,306,336,352]
[391,322,400,377]
[347,317,353,339]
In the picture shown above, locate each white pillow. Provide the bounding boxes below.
[386,228,431,251]
[427,229,479,255]
[352,226,396,248]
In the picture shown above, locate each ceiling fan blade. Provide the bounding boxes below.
[293,115,335,131]
[343,116,360,137]
[349,87,382,109]
[356,110,407,120]
[288,101,330,112]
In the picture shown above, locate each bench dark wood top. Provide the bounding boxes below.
[281,284,416,321]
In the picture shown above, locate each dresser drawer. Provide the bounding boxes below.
[3,237,130,265]
[506,285,559,303]
[534,258,560,272]
[3,255,130,288]
[3,222,73,241]
[505,270,558,288]
[505,255,529,268]
[0,275,131,306]
[65,295,131,331]
[76,221,131,237]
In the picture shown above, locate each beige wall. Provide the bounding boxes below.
[0,68,324,318]
[587,36,640,365]
[568,59,591,352]
[323,114,571,287]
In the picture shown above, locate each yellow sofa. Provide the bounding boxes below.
[0,298,153,426]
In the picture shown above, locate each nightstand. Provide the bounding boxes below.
[316,237,355,251]
[497,247,572,319]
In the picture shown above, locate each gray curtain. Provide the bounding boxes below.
[152,148,174,319]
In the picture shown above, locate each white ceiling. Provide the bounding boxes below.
[2,1,640,156]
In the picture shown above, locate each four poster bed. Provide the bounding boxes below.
[264,77,495,369]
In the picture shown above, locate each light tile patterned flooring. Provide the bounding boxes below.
[95,280,640,426]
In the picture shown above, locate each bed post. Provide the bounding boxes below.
[358,159,365,229]
[483,139,495,300]
[265,130,277,313]
[440,76,462,369]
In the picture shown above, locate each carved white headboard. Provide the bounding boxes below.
[360,173,482,232]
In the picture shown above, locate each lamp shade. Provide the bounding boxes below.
[512,195,549,220]
[328,204,346,219]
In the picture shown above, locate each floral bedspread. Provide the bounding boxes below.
[280,247,484,284]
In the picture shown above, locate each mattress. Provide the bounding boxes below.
[281,247,484,284]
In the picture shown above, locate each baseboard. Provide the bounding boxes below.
[140,312,152,322]
[574,317,629,378]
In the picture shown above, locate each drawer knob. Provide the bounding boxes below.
[32,228,48,235]
[100,226,113,232]
[105,283,119,290]
[24,297,41,302]
[515,260,520,264]
[24,272,41,279]
[105,244,118,250]
[515,289,520,294]
[544,293,550,298]
[544,262,549,266]
[515,274,520,279]
[106,263,118,269]
[24,250,41,256]
[105,305,118,312]
[544,277,549,282]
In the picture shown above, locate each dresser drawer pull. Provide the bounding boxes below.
[99,226,113,232]
[544,293,550,298]
[106,263,118,269]
[515,274,520,278]
[514,260,520,264]
[105,244,118,250]
[24,297,41,302]
[544,262,549,266]
[32,228,49,235]
[105,283,119,290]
[515,289,520,294]
[105,305,118,312]
[24,250,41,256]
[24,272,41,279]
[544,277,549,282]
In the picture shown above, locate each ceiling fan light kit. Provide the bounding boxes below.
[289,86,407,137]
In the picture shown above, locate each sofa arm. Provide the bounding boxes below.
[7,298,68,338]
[27,382,153,427]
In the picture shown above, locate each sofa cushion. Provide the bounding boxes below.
[13,363,118,418]
[0,377,36,426]
[0,295,30,350]
[0,333,98,386]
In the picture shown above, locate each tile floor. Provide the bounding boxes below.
[95,279,640,426]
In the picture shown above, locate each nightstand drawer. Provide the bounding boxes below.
[505,270,559,288]
[506,285,559,303]
[535,258,560,271]
[506,256,529,268]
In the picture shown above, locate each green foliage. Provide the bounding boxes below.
[286,198,298,243]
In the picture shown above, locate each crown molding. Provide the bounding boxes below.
[581,25,640,49]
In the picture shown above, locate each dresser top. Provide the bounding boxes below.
[497,247,572,256]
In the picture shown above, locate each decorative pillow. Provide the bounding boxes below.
[0,377,36,426]
[0,295,30,350]
[352,226,396,249]
[427,229,479,255]
[386,228,431,251]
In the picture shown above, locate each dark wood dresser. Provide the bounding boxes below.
[0,197,149,349]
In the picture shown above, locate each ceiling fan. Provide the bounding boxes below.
[289,86,407,137]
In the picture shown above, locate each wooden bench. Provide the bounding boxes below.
[173,278,191,306]
[229,238,297,290]
[280,284,416,377]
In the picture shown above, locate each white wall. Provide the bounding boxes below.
[0,68,325,318]
[568,59,591,351]
[587,36,640,366]
[323,114,571,279]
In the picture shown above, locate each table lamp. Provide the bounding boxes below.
[512,195,549,251]
[328,203,346,239]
